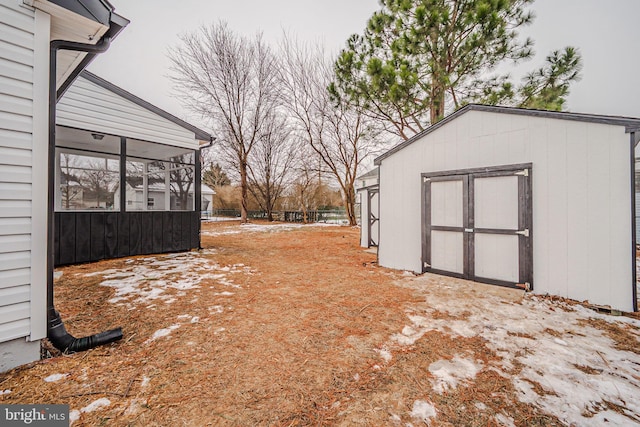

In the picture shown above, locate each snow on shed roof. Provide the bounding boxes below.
[375,104,640,166]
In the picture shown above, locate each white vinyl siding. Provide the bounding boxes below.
[57,76,199,149]
[0,0,41,343]
[378,110,634,312]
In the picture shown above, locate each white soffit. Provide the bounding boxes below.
[25,0,108,89]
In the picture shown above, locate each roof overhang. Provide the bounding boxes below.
[23,0,128,96]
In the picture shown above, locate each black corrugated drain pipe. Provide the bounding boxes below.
[47,38,123,352]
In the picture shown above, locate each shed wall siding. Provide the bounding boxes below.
[57,76,198,149]
[0,0,47,344]
[378,110,633,311]
[359,189,370,247]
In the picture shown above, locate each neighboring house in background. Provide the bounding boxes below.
[201,184,215,214]
[0,0,127,371]
[355,168,379,249]
[114,183,214,213]
[374,104,640,313]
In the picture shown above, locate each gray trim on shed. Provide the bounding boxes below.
[632,131,640,312]
[375,104,640,166]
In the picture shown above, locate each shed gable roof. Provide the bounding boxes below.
[374,104,640,165]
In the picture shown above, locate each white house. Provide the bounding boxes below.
[375,104,640,312]
[0,0,127,371]
[201,184,215,214]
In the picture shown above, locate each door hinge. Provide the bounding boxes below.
[515,169,529,177]
[464,228,474,233]
[516,229,530,237]
[423,262,431,268]
[424,177,431,182]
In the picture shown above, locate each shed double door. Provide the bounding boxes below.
[422,165,532,289]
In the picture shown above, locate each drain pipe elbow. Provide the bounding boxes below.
[48,310,122,353]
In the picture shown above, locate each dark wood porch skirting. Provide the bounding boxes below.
[54,211,200,267]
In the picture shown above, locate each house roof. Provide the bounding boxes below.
[356,168,379,181]
[375,104,640,166]
[201,185,216,195]
[39,0,130,97]
[79,70,213,143]
[49,0,116,26]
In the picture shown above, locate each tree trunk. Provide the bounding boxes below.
[430,83,446,124]
[343,184,357,226]
[239,160,249,223]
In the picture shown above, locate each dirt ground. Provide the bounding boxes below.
[0,221,638,426]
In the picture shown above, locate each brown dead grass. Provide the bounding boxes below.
[0,220,566,426]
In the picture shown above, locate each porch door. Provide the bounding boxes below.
[422,165,532,289]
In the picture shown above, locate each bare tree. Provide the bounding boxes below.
[169,155,194,211]
[279,35,381,226]
[59,153,82,209]
[289,146,322,224]
[169,22,280,223]
[247,112,295,221]
[81,158,118,209]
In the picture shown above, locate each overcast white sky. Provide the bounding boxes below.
[88,0,640,132]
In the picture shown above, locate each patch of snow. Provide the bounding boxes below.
[190,316,199,323]
[215,291,234,296]
[44,373,67,383]
[85,251,249,308]
[376,347,392,363]
[81,398,110,413]
[475,401,487,411]
[392,325,425,345]
[201,222,340,237]
[428,355,483,393]
[141,376,150,388]
[389,275,640,426]
[494,413,516,427]
[53,271,63,280]
[410,399,437,423]
[201,216,239,222]
[0,389,11,395]
[209,305,224,314]
[69,410,80,424]
[146,324,180,343]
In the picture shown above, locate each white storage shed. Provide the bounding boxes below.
[375,104,640,312]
